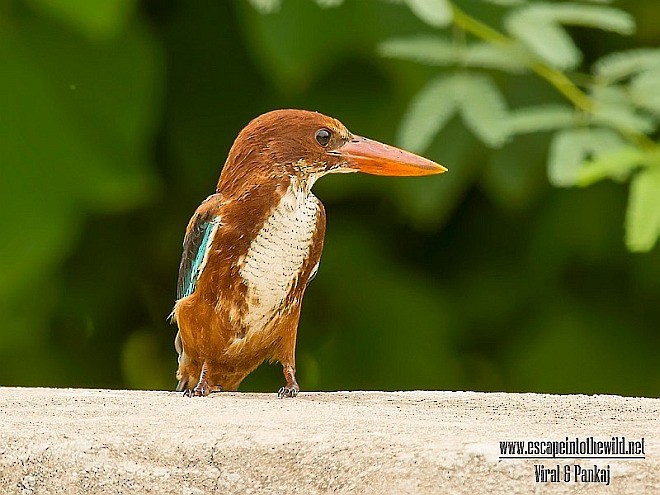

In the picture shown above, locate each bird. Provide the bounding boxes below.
[171,109,446,398]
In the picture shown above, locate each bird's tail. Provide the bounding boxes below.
[174,330,187,392]
[176,378,188,392]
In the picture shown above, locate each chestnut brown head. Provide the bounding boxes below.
[217,109,446,193]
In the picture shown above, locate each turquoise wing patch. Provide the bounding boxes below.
[177,215,221,299]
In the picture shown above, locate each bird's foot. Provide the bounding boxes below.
[181,362,222,397]
[182,386,208,397]
[182,386,221,397]
[277,384,299,399]
[278,365,299,398]
[192,380,212,397]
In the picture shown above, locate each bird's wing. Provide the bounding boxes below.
[176,196,223,300]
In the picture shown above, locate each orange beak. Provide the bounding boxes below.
[330,135,447,176]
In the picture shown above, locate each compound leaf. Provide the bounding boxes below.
[397,76,457,153]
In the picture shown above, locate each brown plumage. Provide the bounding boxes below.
[172,109,445,397]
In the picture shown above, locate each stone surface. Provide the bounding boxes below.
[0,387,658,494]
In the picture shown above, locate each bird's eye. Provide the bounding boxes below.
[315,128,331,147]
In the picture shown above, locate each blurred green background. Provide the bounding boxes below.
[1,0,659,396]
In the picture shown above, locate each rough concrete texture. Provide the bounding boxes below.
[0,388,658,494]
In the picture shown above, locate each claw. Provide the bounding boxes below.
[193,383,210,397]
[277,386,299,399]
[182,383,220,397]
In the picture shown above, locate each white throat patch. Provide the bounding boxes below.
[239,178,320,332]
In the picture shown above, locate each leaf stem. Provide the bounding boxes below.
[529,62,593,112]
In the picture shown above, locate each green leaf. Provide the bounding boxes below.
[397,76,457,153]
[480,0,526,5]
[404,0,452,27]
[589,84,631,105]
[505,10,581,69]
[629,68,660,116]
[462,42,528,73]
[379,36,527,73]
[456,74,510,147]
[589,85,655,133]
[505,3,634,70]
[625,166,660,252]
[593,48,660,82]
[591,102,656,134]
[507,104,577,134]
[26,0,135,40]
[378,35,455,65]
[247,0,281,13]
[548,129,589,187]
[314,0,345,6]
[577,147,646,186]
[548,128,626,186]
[535,2,634,34]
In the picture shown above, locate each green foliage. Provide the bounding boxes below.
[404,0,452,28]
[504,3,634,69]
[246,0,345,14]
[386,0,660,252]
[520,3,634,33]
[577,147,646,186]
[398,73,509,152]
[593,48,660,83]
[506,105,577,134]
[379,36,457,66]
[379,36,526,72]
[456,73,509,147]
[548,128,626,187]
[398,75,458,152]
[626,166,660,252]
[506,8,582,69]
[630,68,660,116]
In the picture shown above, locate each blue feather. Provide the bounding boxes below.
[178,217,220,299]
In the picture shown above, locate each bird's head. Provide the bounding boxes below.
[218,109,446,194]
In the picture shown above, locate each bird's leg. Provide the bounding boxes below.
[277,364,299,398]
[191,362,212,397]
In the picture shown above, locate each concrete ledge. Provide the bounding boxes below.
[0,388,657,494]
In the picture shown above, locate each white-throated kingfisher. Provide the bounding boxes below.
[172,109,446,398]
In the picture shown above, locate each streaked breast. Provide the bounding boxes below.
[239,181,319,332]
